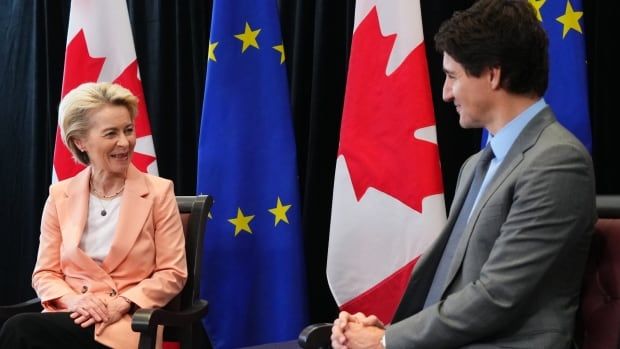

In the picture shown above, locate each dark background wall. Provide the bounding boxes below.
[0,0,617,325]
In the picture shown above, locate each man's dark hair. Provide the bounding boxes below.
[434,0,548,96]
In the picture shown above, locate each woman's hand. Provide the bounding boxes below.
[59,293,109,327]
[95,296,132,335]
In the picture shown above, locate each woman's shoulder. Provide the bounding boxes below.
[48,170,86,196]
[48,181,66,198]
[126,164,172,191]
[136,171,175,196]
[143,172,173,187]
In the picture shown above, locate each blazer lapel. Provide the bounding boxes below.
[57,167,116,287]
[101,165,151,273]
[443,108,557,290]
[58,168,90,249]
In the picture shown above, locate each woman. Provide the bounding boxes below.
[0,82,187,348]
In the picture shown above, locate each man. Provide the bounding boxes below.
[331,0,596,347]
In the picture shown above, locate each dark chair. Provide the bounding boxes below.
[576,195,620,349]
[0,297,43,320]
[298,195,620,349]
[0,195,213,349]
[298,323,332,349]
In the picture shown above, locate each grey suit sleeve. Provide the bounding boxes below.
[386,142,595,348]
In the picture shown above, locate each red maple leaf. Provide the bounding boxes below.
[61,30,105,98]
[113,60,153,139]
[131,151,157,173]
[339,7,443,212]
[54,30,156,180]
[114,61,157,172]
[55,29,106,180]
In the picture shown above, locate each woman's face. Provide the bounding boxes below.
[75,104,135,177]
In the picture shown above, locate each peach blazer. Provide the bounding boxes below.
[32,164,187,348]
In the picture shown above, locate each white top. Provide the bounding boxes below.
[79,194,122,264]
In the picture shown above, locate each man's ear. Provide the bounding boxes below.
[488,66,502,90]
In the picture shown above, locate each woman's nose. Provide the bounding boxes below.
[117,133,128,146]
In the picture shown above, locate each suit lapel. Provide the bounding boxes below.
[443,108,557,291]
[394,108,559,319]
[101,165,150,273]
[419,158,478,282]
[392,159,478,321]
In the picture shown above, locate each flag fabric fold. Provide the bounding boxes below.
[54,0,157,181]
[196,0,307,348]
[327,0,446,324]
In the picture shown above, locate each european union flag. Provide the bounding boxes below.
[196,1,308,348]
[483,0,591,150]
[536,0,591,150]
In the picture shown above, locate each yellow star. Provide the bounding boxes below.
[234,22,261,53]
[273,44,285,64]
[208,41,218,62]
[228,208,255,236]
[528,0,546,22]
[268,197,292,226]
[556,0,583,38]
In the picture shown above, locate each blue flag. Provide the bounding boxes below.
[537,0,591,150]
[483,0,591,150]
[196,1,308,348]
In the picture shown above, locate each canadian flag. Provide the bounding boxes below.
[53,0,157,182]
[327,0,445,324]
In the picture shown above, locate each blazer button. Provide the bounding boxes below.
[81,286,88,294]
[109,289,117,297]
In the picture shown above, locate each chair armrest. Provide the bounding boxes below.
[131,299,208,333]
[0,298,42,320]
[298,323,333,349]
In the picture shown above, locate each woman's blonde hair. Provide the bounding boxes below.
[59,82,138,165]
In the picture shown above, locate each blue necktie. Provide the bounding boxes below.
[424,145,495,308]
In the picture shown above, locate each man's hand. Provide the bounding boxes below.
[331,311,386,349]
[351,313,385,329]
[332,311,354,349]
[343,322,385,349]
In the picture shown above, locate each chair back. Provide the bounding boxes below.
[577,195,620,348]
[175,195,212,310]
[160,195,213,349]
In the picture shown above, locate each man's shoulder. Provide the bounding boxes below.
[535,119,591,160]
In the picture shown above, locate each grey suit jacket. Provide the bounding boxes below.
[386,108,596,348]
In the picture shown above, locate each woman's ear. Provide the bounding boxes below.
[73,138,85,152]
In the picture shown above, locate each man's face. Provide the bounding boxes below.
[441,53,494,130]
